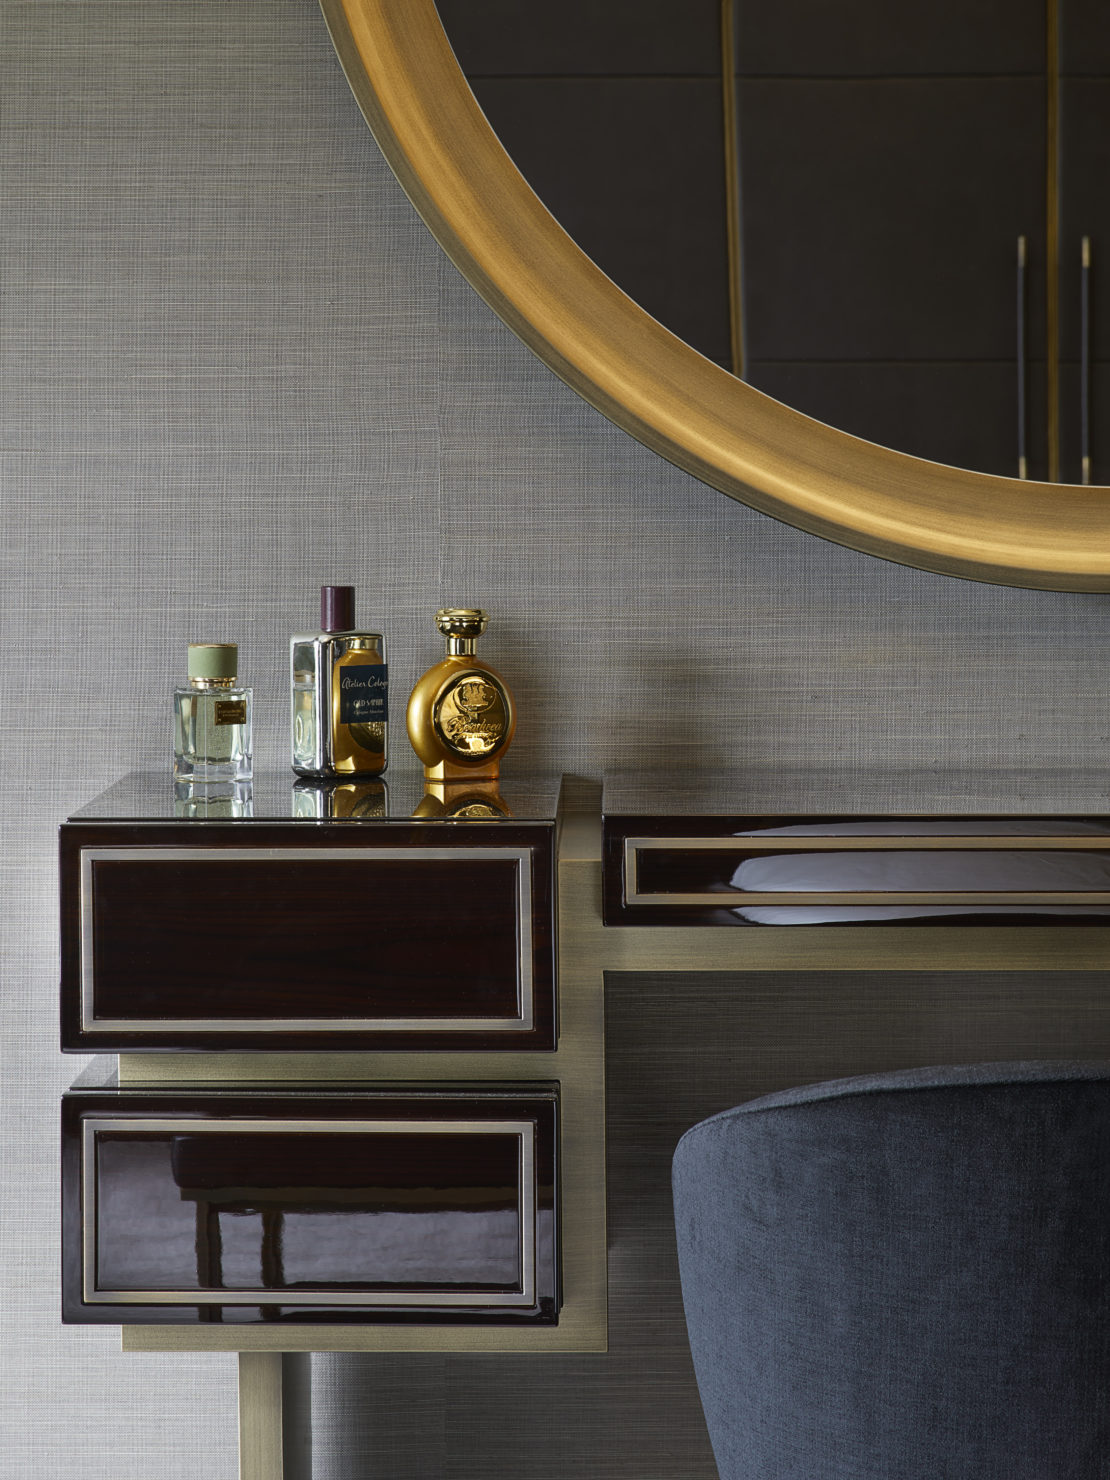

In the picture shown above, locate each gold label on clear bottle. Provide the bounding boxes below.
[433,676,508,758]
[214,699,247,726]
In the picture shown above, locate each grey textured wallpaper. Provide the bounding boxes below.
[6,0,1110,1476]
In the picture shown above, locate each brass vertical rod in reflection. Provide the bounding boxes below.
[1018,235,1028,478]
[720,0,745,378]
[1082,235,1092,484]
[1046,0,1061,481]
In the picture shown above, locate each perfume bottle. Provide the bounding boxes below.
[174,780,254,819]
[406,608,516,782]
[172,643,253,783]
[412,779,512,819]
[291,585,388,777]
[291,777,388,819]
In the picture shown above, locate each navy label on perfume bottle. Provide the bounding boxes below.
[339,665,389,724]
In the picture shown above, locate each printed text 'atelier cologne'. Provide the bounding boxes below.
[173,642,253,783]
[291,585,388,778]
[406,608,516,782]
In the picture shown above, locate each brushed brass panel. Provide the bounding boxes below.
[238,1353,284,1480]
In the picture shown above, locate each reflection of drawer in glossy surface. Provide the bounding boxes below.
[62,1088,559,1325]
[59,823,555,1050]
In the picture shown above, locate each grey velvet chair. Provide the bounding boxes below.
[672,1062,1110,1480]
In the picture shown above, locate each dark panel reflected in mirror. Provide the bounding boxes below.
[436,0,1110,484]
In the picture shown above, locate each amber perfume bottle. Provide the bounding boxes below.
[173,643,253,783]
[291,585,388,778]
[406,608,516,782]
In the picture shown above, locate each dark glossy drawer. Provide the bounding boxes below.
[60,822,555,1050]
[603,813,1110,927]
[62,1087,559,1325]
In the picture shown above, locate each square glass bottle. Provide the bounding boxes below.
[173,642,253,783]
[291,585,388,778]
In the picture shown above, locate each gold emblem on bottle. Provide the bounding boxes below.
[434,676,508,758]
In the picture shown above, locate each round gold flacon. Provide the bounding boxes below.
[320,0,1110,590]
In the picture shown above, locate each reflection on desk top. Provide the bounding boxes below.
[68,769,566,824]
[601,769,1110,818]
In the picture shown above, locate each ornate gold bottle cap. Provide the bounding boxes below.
[435,608,488,640]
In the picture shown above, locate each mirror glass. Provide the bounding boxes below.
[434,0,1110,485]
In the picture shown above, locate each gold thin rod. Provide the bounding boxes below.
[1018,235,1028,479]
[720,0,744,378]
[1082,235,1092,484]
[1046,0,1060,481]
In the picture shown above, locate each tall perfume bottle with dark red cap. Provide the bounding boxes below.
[290,585,388,777]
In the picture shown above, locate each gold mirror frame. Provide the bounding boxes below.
[321,0,1110,590]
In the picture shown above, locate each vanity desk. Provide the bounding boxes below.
[59,769,1110,1475]
[59,768,606,1473]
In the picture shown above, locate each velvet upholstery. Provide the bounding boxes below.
[672,1062,1110,1479]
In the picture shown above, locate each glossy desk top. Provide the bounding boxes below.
[68,767,566,825]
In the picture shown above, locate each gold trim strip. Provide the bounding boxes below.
[82,1116,536,1308]
[1082,235,1092,484]
[1046,0,1060,481]
[1018,234,1028,479]
[720,0,744,377]
[80,846,533,1034]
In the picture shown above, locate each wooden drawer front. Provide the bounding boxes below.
[60,825,555,1049]
[62,1089,558,1325]
[604,815,1110,926]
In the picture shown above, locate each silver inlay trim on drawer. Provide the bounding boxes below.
[82,1116,537,1307]
[80,846,533,1033]
[623,834,1110,908]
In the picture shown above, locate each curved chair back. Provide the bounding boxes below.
[672,1062,1110,1480]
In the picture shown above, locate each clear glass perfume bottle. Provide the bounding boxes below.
[173,643,253,783]
[406,608,516,782]
[291,585,388,778]
[174,780,254,819]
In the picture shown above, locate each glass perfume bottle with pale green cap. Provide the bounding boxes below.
[173,642,253,783]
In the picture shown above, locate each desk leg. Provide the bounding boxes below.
[238,1352,311,1480]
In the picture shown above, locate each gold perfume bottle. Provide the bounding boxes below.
[412,779,513,819]
[406,608,516,782]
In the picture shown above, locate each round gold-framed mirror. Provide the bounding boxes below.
[320,0,1110,590]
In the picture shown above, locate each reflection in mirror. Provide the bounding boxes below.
[435,0,1110,484]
